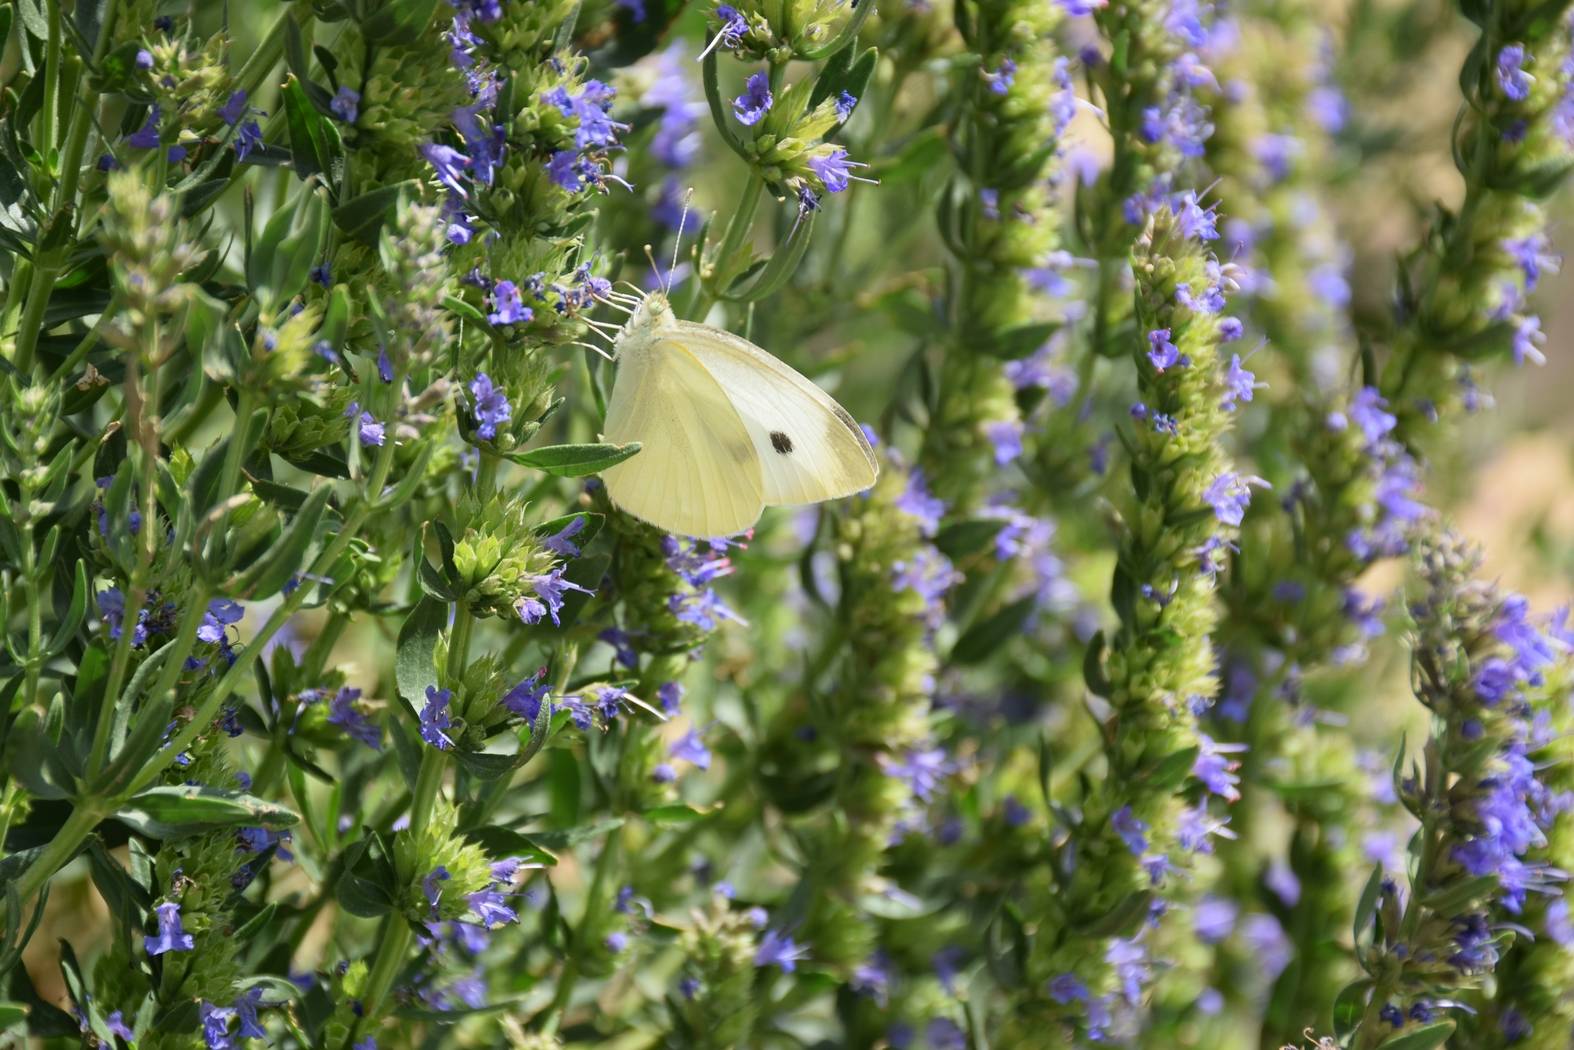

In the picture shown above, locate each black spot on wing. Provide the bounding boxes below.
[770,430,794,454]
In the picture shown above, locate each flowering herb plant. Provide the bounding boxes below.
[1,1,1573,1049]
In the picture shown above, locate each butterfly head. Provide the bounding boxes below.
[616,290,676,361]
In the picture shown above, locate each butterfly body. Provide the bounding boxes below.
[600,292,878,538]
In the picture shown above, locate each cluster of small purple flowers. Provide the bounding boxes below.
[1327,386,1427,561]
[1350,534,1571,1040]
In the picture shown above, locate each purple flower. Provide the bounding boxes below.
[699,4,748,59]
[732,72,773,126]
[755,929,807,972]
[1049,973,1089,1004]
[1264,859,1301,907]
[145,901,195,956]
[895,468,946,536]
[200,1001,236,1049]
[488,280,532,325]
[1111,805,1148,855]
[1349,386,1396,446]
[544,517,586,557]
[219,90,248,126]
[884,747,952,802]
[1496,595,1558,680]
[658,681,684,714]
[355,411,385,448]
[517,567,593,626]
[1503,233,1559,291]
[330,86,360,123]
[1146,328,1182,372]
[504,671,550,722]
[420,686,455,750]
[106,1011,134,1040]
[1203,472,1268,527]
[1193,896,1238,944]
[128,106,162,149]
[421,867,452,922]
[1497,44,1532,101]
[983,58,1016,94]
[546,150,588,191]
[1221,355,1261,410]
[469,373,511,440]
[468,886,518,928]
[926,1019,966,1050]
[808,147,866,193]
[670,727,712,770]
[327,687,381,749]
[1513,315,1545,365]
[835,90,858,121]
[1474,657,1517,704]
[1192,734,1245,801]
[422,143,471,196]
[984,419,1024,465]
[197,598,244,645]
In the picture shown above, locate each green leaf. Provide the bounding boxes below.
[1142,746,1198,791]
[1082,630,1111,698]
[1376,1021,1455,1050]
[452,744,523,781]
[546,749,582,829]
[246,184,328,312]
[809,45,877,113]
[336,833,397,918]
[461,825,558,867]
[226,485,333,600]
[530,817,625,851]
[119,785,300,836]
[1331,979,1372,1042]
[359,0,442,44]
[44,560,89,657]
[281,75,343,184]
[982,321,1058,360]
[233,902,280,942]
[875,127,948,184]
[1352,864,1384,944]
[1419,873,1498,915]
[590,0,686,67]
[0,1002,26,1030]
[395,597,446,719]
[949,596,1036,664]
[933,518,1007,560]
[332,182,414,247]
[506,442,641,477]
[640,803,716,827]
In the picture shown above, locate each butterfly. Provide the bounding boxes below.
[593,289,878,538]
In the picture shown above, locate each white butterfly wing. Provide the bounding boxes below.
[672,320,879,507]
[601,335,766,538]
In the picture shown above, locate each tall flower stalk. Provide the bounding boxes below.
[1012,194,1258,1042]
[1342,532,1568,1048]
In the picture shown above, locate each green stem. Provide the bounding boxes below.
[233,5,308,102]
[686,173,766,321]
[41,1,62,160]
[12,799,106,903]
[11,0,121,374]
[541,830,620,1034]
[354,746,448,1034]
[19,525,44,714]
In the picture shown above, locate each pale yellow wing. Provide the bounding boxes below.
[672,321,878,507]
[601,335,765,538]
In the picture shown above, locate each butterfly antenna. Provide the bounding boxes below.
[569,340,616,363]
[614,280,647,302]
[670,188,694,278]
[643,243,668,295]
